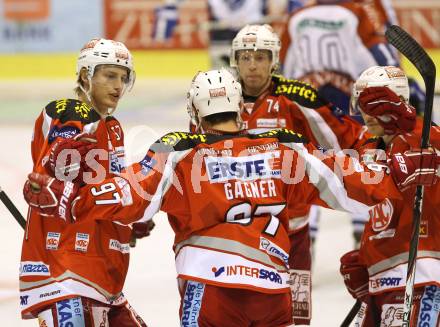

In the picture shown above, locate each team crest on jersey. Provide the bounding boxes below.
[369,198,394,232]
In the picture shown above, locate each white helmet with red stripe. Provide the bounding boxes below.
[187,69,242,126]
[350,65,409,116]
[77,38,136,94]
[230,24,281,69]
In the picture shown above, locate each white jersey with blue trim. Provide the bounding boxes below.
[281,3,397,80]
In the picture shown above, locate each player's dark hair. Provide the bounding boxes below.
[203,112,238,125]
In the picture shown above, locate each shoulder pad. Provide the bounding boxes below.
[151,131,251,153]
[44,99,101,124]
[151,131,210,153]
[254,128,308,144]
[272,75,327,109]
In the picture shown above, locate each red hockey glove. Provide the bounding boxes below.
[389,149,439,191]
[23,172,79,222]
[340,250,369,300]
[48,133,97,183]
[132,221,156,239]
[358,86,416,134]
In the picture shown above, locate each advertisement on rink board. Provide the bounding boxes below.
[102,0,440,50]
[104,0,208,49]
[0,0,439,52]
[0,0,102,52]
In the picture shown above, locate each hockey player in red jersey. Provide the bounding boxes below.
[20,38,147,326]
[24,68,438,326]
[340,65,440,326]
[226,23,373,324]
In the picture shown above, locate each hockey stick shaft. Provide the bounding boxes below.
[0,187,26,230]
[340,299,361,327]
[385,25,436,326]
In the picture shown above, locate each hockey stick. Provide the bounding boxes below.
[0,186,26,230]
[385,25,436,326]
[340,300,361,327]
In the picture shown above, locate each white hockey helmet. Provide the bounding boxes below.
[187,69,242,126]
[76,38,136,93]
[230,24,281,69]
[350,65,409,116]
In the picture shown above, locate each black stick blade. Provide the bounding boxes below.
[385,25,436,78]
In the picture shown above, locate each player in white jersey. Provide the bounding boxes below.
[280,0,398,113]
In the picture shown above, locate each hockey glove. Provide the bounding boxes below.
[132,221,156,239]
[48,132,97,183]
[358,86,416,134]
[389,149,439,191]
[340,250,369,300]
[23,172,79,222]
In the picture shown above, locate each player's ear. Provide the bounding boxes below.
[79,68,90,88]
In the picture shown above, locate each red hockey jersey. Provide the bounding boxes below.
[20,99,128,318]
[70,129,403,296]
[358,125,440,295]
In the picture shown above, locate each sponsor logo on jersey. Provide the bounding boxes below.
[109,239,130,254]
[418,285,440,326]
[20,261,50,277]
[368,228,395,241]
[247,142,279,153]
[48,125,80,144]
[369,277,402,290]
[274,82,317,102]
[59,181,76,221]
[205,151,281,183]
[20,295,29,306]
[139,154,157,175]
[211,265,282,284]
[298,18,345,31]
[369,198,393,232]
[181,281,205,327]
[380,304,403,327]
[56,297,85,326]
[420,220,429,238]
[53,99,69,114]
[46,232,60,250]
[73,101,92,119]
[289,269,311,320]
[161,132,207,146]
[39,290,61,299]
[260,237,289,267]
[256,118,286,128]
[75,233,89,252]
[109,146,126,175]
